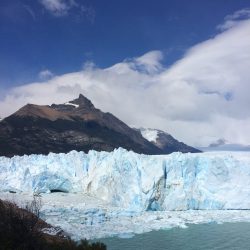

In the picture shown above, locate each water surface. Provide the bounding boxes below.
[99,222,250,250]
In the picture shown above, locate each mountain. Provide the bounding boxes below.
[0,94,162,157]
[199,138,250,152]
[135,128,201,153]
[209,138,227,148]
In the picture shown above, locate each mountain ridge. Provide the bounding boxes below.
[0,94,161,157]
[0,94,200,157]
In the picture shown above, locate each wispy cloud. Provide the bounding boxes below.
[217,8,250,31]
[39,0,73,16]
[38,69,54,80]
[23,4,36,20]
[1,10,250,147]
[79,5,96,24]
[0,2,36,23]
[39,0,95,22]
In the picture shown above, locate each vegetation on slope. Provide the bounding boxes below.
[0,196,106,250]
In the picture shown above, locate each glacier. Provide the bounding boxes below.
[1,148,250,240]
[0,148,250,211]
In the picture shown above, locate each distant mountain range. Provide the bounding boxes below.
[0,94,200,157]
[199,138,250,152]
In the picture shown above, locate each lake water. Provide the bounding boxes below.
[98,222,250,250]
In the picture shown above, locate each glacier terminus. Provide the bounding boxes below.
[0,148,250,240]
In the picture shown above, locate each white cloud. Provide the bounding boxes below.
[217,8,250,31]
[1,13,250,147]
[132,50,163,74]
[82,61,96,71]
[38,69,54,80]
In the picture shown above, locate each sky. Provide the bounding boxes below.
[0,0,250,147]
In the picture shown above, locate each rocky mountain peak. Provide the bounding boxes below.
[71,94,95,109]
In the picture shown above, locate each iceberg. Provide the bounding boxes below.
[0,148,250,211]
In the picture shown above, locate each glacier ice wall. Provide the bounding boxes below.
[0,148,250,211]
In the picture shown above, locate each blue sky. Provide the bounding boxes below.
[0,0,249,88]
[1,0,250,147]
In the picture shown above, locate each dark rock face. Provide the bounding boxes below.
[155,131,201,153]
[0,94,161,157]
[136,128,201,154]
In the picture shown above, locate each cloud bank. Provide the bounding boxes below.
[1,11,250,147]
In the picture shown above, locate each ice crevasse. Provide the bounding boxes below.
[0,148,250,211]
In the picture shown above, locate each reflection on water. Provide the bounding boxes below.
[99,222,250,250]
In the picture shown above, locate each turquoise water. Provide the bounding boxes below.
[99,223,250,250]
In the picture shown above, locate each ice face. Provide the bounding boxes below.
[0,149,250,211]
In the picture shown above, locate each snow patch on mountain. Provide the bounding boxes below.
[64,102,79,108]
[139,128,159,142]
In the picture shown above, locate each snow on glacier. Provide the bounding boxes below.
[0,148,250,211]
